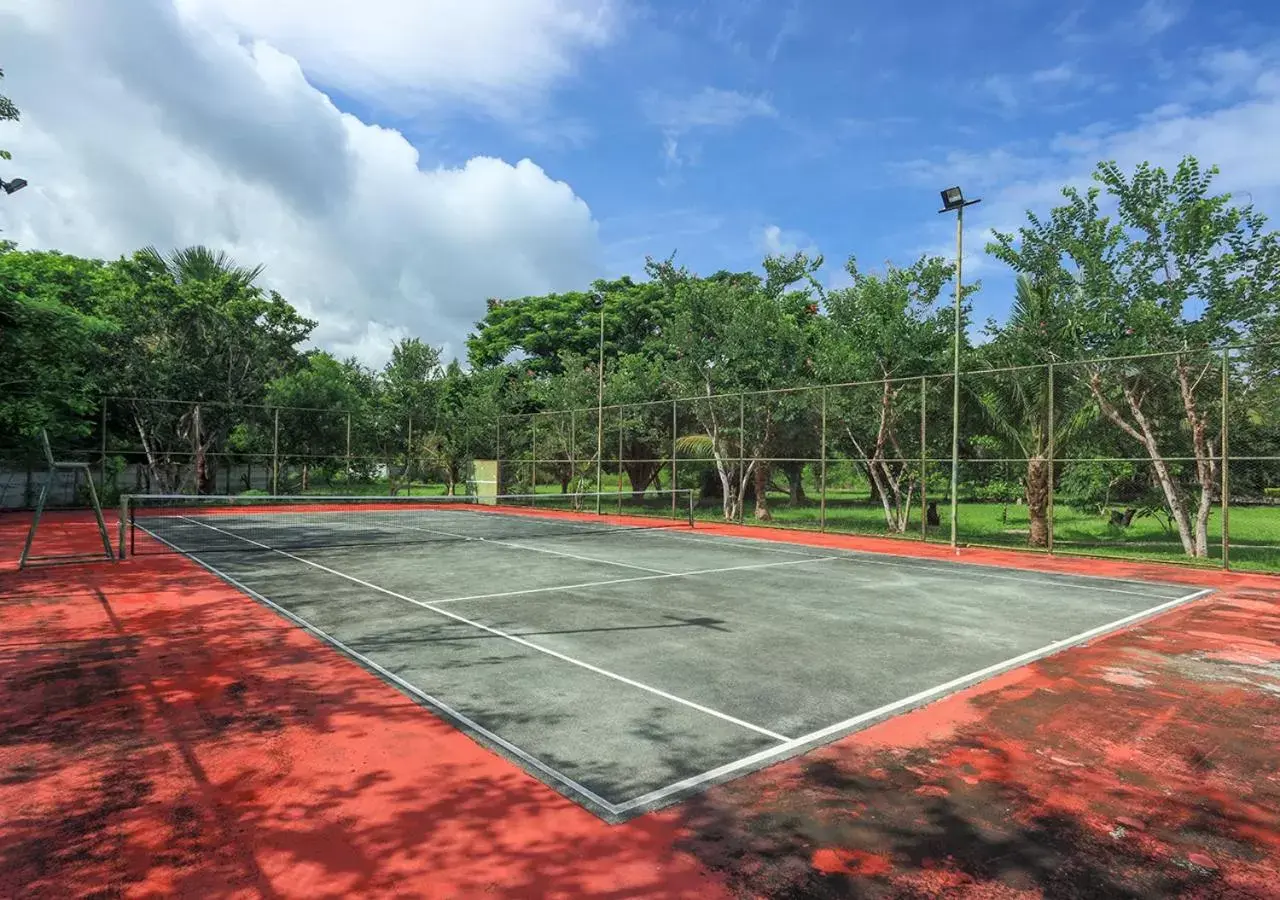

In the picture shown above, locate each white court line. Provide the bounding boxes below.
[610,585,1216,815]
[174,516,792,743]
[136,524,625,816]
[392,521,674,576]
[430,555,843,605]
[625,527,1195,600]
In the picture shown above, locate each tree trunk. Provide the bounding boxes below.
[1025,454,1049,547]
[1089,371,1199,556]
[782,462,806,505]
[623,460,660,499]
[753,462,771,520]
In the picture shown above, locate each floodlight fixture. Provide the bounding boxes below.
[939,186,979,213]
[1,177,27,195]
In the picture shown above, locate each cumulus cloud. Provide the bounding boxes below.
[754,224,817,259]
[0,0,606,365]
[173,0,619,119]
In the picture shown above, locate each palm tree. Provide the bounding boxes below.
[971,275,1095,546]
[137,245,264,290]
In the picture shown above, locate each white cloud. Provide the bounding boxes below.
[905,44,1280,246]
[0,0,605,366]
[643,87,777,133]
[754,224,817,258]
[1031,64,1076,85]
[1135,0,1184,38]
[172,0,619,119]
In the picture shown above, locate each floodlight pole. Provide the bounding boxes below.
[939,187,980,552]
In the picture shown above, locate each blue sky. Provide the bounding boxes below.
[4,0,1280,361]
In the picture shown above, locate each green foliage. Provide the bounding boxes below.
[0,248,118,442]
[466,276,672,375]
[0,67,19,162]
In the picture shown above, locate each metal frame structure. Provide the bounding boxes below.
[19,430,114,569]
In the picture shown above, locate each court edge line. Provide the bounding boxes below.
[429,555,844,605]
[392,521,675,576]
[624,527,1197,600]
[610,585,1216,815]
[174,516,793,743]
[136,525,625,817]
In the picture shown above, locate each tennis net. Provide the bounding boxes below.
[120,490,696,557]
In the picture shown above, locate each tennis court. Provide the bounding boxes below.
[124,490,1211,822]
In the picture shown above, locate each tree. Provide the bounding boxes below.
[0,247,119,444]
[658,253,822,520]
[815,255,954,532]
[101,246,314,493]
[466,277,672,376]
[989,157,1280,557]
[266,352,366,491]
[0,67,19,163]
[971,275,1098,546]
[378,338,443,490]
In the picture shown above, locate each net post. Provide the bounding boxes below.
[1047,362,1055,555]
[820,387,828,532]
[1221,348,1230,570]
[118,494,128,560]
[272,408,280,495]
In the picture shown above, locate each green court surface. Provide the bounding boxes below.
[133,505,1210,822]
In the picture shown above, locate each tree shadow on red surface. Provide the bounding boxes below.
[671,592,1280,899]
[0,553,722,899]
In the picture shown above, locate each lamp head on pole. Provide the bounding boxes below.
[1,177,28,195]
[939,185,981,214]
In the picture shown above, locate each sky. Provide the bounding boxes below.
[1,0,1279,367]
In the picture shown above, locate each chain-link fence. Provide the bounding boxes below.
[8,347,1277,573]
[1,396,480,511]
[497,346,1280,573]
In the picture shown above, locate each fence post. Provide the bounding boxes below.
[1047,363,1055,555]
[671,399,678,518]
[271,408,280,495]
[595,406,603,515]
[406,416,413,497]
[346,412,352,487]
[920,376,927,540]
[1221,348,1230,570]
[494,415,502,495]
[738,394,745,524]
[820,387,828,532]
[570,409,577,494]
[531,414,538,503]
[617,408,624,514]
